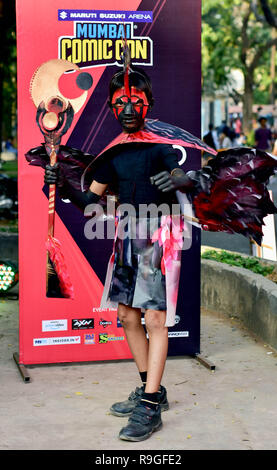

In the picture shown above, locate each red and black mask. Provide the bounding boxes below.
[110,86,150,133]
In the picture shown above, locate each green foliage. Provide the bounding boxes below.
[1,160,18,178]
[201,249,275,277]
[0,220,18,233]
[202,0,277,100]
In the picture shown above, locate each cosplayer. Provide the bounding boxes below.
[26,52,277,442]
[43,65,195,442]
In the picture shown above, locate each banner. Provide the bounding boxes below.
[16,0,202,365]
[251,190,277,261]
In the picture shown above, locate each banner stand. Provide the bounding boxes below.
[194,353,216,371]
[16,0,203,367]
[13,352,31,383]
[12,352,216,383]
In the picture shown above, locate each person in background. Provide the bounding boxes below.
[255,117,273,152]
[236,132,247,147]
[203,123,218,151]
[202,123,219,164]
[219,126,233,149]
[272,138,277,156]
[234,117,242,137]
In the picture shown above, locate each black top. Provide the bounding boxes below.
[92,143,180,211]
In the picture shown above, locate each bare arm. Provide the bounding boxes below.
[89,180,108,196]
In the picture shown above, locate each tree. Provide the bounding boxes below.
[251,0,277,28]
[0,0,17,145]
[202,0,277,134]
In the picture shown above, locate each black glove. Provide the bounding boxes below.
[44,163,60,185]
[150,168,194,193]
[44,163,100,210]
[61,187,101,210]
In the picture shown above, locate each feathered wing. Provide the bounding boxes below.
[25,128,277,247]
[188,147,277,244]
[144,119,217,155]
[25,144,95,195]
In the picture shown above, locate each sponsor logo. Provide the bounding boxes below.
[58,10,153,23]
[59,10,68,20]
[99,333,125,343]
[93,307,117,312]
[33,336,80,346]
[107,334,124,341]
[99,318,112,328]
[99,333,108,343]
[117,317,123,328]
[168,331,189,338]
[84,333,95,344]
[42,319,67,332]
[72,318,94,330]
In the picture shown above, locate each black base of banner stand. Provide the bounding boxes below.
[13,352,31,383]
[13,353,215,384]
[194,353,216,371]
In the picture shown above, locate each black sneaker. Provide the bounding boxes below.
[110,385,169,417]
[119,402,162,441]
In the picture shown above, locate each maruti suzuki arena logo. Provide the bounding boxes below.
[60,11,68,20]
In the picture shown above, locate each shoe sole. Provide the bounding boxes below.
[118,421,163,442]
[110,402,169,417]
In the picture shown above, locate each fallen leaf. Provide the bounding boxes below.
[92,381,99,384]
[186,435,192,439]
[75,392,83,396]
[234,389,243,392]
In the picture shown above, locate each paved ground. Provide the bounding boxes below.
[1,295,277,452]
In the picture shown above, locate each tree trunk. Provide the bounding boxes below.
[0,0,3,147]
[242,71,254,136]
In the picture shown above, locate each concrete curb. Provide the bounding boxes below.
[201,258,277,351]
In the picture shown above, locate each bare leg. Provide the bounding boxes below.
[144,309,168,393]
[117,303,149,373]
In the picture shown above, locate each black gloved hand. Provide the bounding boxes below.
[44,162,101,210]
[44,163,60,185]
[150,168,194,193]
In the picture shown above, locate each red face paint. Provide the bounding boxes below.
[111,87,149,130]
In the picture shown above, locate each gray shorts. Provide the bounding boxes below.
[108,216,166,312]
